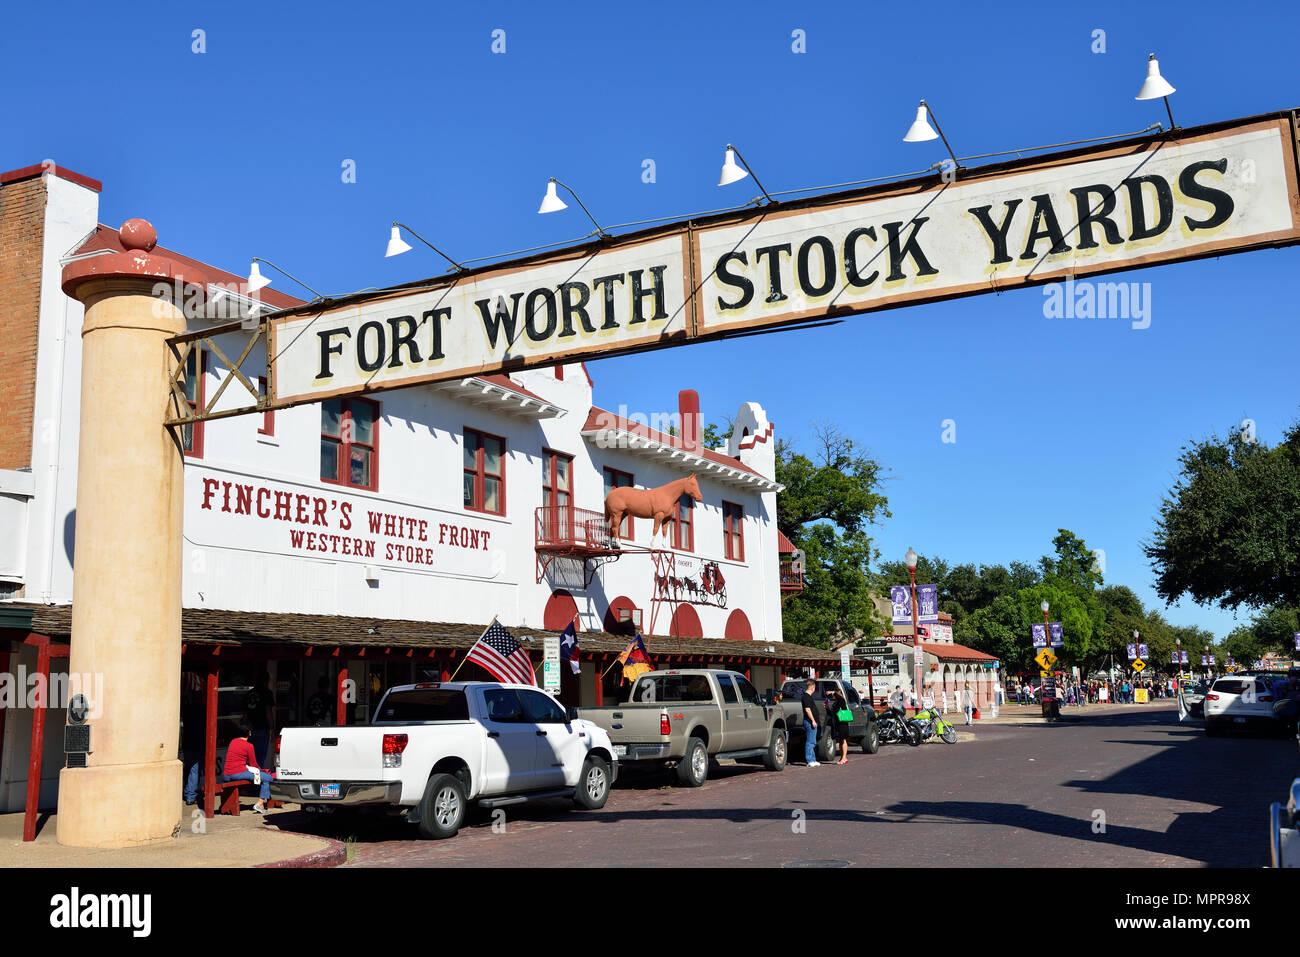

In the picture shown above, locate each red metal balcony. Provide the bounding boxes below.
[535,506,618,555]
[780,560,804,596]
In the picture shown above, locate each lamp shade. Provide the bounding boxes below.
[903,103,939,142]
[905,547,918,570]
[247,261,271,292]
[1040,599,1050,613]
[718,147,749,186]
[385,226,412,258]
[538,180,567,214]
[1135,54,1175,100]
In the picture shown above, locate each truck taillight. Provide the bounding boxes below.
[660,713,671,736]
[382,733,409,768]
[274,735,282,770]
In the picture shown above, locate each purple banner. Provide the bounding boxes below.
[916,584,939,623]
[1295,631,1299,651]
[1138,643,1149,659]
[889,585,911,625]
[1180,650,1189,664]
[1049,622,1064,648]
[1031,623,1047,648]
[1126,643,1137,660]
[1171,651,1180,664]
[1208,654,1215,665]
[1201,654,1209,666]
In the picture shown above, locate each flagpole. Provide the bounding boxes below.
[449,615,497,681]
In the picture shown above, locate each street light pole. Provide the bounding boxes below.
[1040,599,1056,719]
[906,547,920,715]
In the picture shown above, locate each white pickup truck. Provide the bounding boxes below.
[273,681,618,839]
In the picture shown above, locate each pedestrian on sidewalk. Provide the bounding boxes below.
[827,687,850,765]
[221,724,276,813]
[800,679,821,767]
[962,682,975,725]
[941,688,950,714]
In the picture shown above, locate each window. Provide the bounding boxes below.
[258,376,274,436]
[722,501,744,561]
[844,685,861,706]
[374,689,468,723]
[716,673,739,704]
[541,450,573,510]
[321,398,378,491]
[481,688,524,722]
[181,349,205,458]
[603,468,634,539]
[734,675,762,706]
[671,495,694,551]
[464,428,506,515]
[631,674,712,703]
[519,689,567,723]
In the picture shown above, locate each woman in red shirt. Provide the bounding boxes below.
[222,724,274,813]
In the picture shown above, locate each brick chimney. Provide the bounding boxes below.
[678,389,700,453]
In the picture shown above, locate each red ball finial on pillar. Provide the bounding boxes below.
[119,218,158,252]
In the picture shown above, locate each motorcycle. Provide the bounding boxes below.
[912,706,958,744]
[874,707,922,747]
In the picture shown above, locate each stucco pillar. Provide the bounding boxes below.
[56,220,205,847]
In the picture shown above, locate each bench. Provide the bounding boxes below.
[216,779,282,816]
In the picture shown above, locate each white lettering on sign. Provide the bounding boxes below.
[266,120,1299,406]
[185,466,508,579]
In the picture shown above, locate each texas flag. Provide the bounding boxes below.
[559,620,581,675]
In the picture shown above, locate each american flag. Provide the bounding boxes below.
[466,620,536,686]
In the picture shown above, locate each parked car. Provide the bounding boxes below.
[575,669,788,786]
[1179,681,1208,720]
[1203,676,1281,736]
[274,681,617,839]
[777,679,879,760]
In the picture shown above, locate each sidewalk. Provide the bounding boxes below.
[0,801,344,868]
[933,699,1177,726]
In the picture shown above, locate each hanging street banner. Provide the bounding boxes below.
[1127,643,1138,660]
[257,113,1300,410]
[889,586,912,625]
[916,584,939,623]
[1049,622,1064,648]
[1032,623,1048,648]
[1294,631,1299,650]
[1138,643,1149,659]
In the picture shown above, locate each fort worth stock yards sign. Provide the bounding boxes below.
[269,114,1299,405]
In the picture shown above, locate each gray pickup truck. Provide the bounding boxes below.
[575,669,788,786]
[778,678,879,761]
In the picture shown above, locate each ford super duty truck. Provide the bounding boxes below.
[575,669,788,786]
[273,681,617,839]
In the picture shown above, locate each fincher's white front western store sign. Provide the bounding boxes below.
[186,466,508,579]
[269,116,1300,405]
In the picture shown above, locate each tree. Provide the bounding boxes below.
[1146,423,1300,611]
[776,424,891,647]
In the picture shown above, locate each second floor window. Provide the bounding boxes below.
[603,468,634,539]
[723,501,744,561]
[542,451,572,510]
[464,428,505,515]
[321,397,378,491]
[671,495,694,551]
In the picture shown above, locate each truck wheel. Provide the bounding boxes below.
[763,729,788,771]
[574,756,611,809]
[861,724,880,754]
[676,737,708,787]
[416,773,467,840]
[816,728,837,763]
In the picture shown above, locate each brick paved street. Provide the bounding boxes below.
[270,703,1297,867]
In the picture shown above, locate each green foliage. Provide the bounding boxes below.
[1146,423,1300,611]
[776,425,891,648]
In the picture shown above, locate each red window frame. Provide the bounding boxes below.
[671,495,694,552]
[182,349,205,459]
[541,449,574,510]
[321,397,380,492]
[723,501,745,561]
[464,427,507,516]
[603,467,635,539]
[258,376,274,436]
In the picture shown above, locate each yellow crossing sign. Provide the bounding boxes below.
[1132,659,1146,672]
[1035,649,1057,670]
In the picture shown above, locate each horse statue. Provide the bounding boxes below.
[605,474,702,541]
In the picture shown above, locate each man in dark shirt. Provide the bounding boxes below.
[247,673,276,766]
[800,679,820,767]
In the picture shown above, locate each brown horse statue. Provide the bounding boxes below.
[605,474,702,540]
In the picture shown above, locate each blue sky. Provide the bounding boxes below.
[4,1,1297,639]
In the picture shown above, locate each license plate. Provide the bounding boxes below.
[320,783,341,798]
[612,745,627,757]
[1233,717,1246,724]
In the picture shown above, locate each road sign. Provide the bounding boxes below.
[840,647,852,677]
[1035,649,1057,670]
[543,636,561,692]
[1132,659,1146,673]
[1039,669,1053,678]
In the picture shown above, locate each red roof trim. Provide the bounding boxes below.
[582,405,765,479]
[777,529,797,553]
[475,373,548,403]
[1,163,102,193]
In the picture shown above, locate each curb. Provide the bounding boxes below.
[255,836,348,869]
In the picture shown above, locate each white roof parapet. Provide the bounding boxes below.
[433,378,565,419]
[579,427,783,492]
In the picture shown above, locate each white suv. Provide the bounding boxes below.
[1203,676,1280,736]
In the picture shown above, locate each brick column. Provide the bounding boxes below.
[55,220,205,847]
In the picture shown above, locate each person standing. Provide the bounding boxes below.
[247,672,277,767]
[800,679,821,768]
[962,682,975,725]
[940,687,950,714]
[827,687,850,765]
[181,688,206,805]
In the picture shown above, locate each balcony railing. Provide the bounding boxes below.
[535,506,618,555]
[779,560,804,595]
